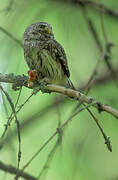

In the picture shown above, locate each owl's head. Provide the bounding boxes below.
[24,22,54,41]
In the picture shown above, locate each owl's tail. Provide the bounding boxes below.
[67,78,76,90]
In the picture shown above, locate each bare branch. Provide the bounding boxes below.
[38,133,61,180]
[3,97,64,145]
[76,0,118,20]
[0,85,21,178]
[81,5,117,80]
[22,131,57,172]
[46,84,118,119]
[1,93,33,142]
[1,87,22,140]
[38,101,62,179]
[0,73,27,87]
[21,103,99,172]
[1,67,117,145]
[84,105,112,152]
[0,161,37,180]
[0,27,23,48]
[81,7,103,52]
[0,73,118,119]
[0,0,15,13]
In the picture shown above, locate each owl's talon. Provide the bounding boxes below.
[39,78,51,93]
[32,86,41,95]
[39,82,47,93]
[32,78,51,94]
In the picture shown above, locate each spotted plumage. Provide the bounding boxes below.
[24,22,74,88]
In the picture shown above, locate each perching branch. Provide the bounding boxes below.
[46,84,118,119]
[0,73,28,87]
[0,73,118,119]
[1,67,117,145]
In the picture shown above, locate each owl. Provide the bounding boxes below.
[24,22,74,89]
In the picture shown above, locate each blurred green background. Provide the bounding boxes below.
[0,0,118,180]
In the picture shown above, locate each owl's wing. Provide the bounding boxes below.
[47,39,70,78]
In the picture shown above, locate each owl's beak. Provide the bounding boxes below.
[47,28,52,35]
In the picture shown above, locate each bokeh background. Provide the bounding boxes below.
[0,0,118,180]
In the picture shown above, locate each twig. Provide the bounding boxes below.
[3,97,64,144]
[97,0,117,80]
[38,132,62,180]
[76,0,118,20]
[14,87,22,108]
[63,49,111,151]
[0,0,14,13]
[0,27,23,48]
[0,161,37,180]
[81,4,117,80]
[1,87,22,140]
[38,100,62,179]
[81,6,103,52]
[1,93,33,142]
[1,90,9,118]
[98,0,108,44]
[21,103,95,172]
[83,104,112,152]
[22,131,57,172]
[0,85,21,179]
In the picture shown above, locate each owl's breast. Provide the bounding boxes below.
[24,40,67,86]
[24,41,42,70]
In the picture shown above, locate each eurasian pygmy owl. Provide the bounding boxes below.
[24,22,74,89]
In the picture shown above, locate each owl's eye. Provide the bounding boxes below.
[39,25,45,29]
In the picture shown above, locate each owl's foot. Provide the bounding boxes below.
[32,86,41,94]
[32,77,51,94]
[27,71,51,94]
[27,70,38,87]
[39,77,51,93]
